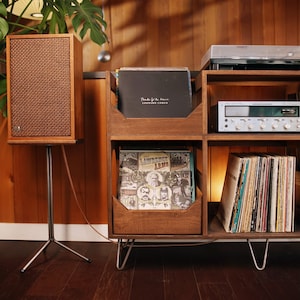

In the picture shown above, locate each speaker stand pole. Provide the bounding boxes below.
[21,145,91,273]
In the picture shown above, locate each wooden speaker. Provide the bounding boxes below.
[6,34,84,144]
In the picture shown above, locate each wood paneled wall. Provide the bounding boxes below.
[84,0,300,72]
[0,0,299,224]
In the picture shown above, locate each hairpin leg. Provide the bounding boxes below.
[247,239,270,271]
[116,239,135,270]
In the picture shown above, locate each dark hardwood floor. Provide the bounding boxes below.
[1,240,300,300]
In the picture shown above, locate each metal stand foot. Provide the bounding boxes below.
[247,239,270,271]
[21,146,91,273]
[116,239,135,270]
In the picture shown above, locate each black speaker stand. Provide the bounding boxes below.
[21,145,91,273]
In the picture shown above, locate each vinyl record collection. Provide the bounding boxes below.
[217,153,296,233]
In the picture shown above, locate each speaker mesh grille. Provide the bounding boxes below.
[9,37,72,137]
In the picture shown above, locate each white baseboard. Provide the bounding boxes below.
[0,223,109,242]
[1,223,300,243]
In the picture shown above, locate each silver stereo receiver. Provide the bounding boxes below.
[212,101,300,132]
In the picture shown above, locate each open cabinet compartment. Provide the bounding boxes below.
[108,141,204,237]
[206,140,300,238]
[107,72,203,139]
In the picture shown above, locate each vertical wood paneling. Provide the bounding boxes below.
[250,0,264,44]
[12,146,42,222]
[56,144,87,224]
[216,0,230,45]
[0,118,14,221]
[239,1,253,44]
[36,146,47,223]
[274,0,287,44]
[262,1,275,44]
[169,1,194,68]
[202,0,218,54]
[1,0,300,224]
[149,1,170,66]
[84,79,108,223]
[285,0,299,45]
[227,0,240,44]
[191,0,205,68]
[158,2,172,66]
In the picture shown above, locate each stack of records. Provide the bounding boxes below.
[217,153,296,233]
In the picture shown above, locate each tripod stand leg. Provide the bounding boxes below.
[21,240,51,273]
[21,240,91,273]
[54,240,91,262]
[20,145,91,272]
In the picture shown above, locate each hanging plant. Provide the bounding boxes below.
[0,0,108,117]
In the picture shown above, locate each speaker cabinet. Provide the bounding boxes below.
[6,34,84,144]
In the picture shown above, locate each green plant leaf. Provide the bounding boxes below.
[49,11,68,33]
[38,0,107,45]
[0,94,6,114]
[0,2,7,17]
[0,95,7,111]
[71,0,107,46]
[0,78,6,95]
[0,17,9,41]
[0,103,7,117]
[39,1,66,33]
